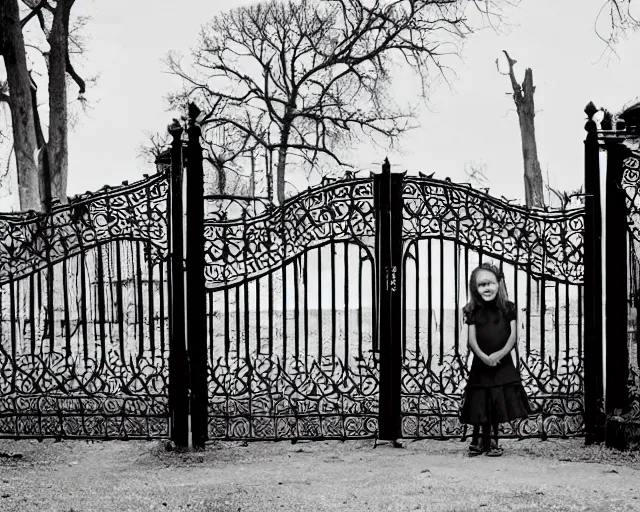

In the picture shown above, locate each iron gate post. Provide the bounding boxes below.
[168,120,190,448]
[604,137,629,415]
[374,158,403,440]
[583,102,605,444]
[185,103,209,449]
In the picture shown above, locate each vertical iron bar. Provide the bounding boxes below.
[146,232,156,355]
[344,243,349,364]
[256,278,262,355]
[185,104,208,448]
[224,288,230,358]
[439,237,444,365]
[427,239,433,364]
[415,243,420,360]
[402,250,407,357]
[604,139,629,414]
[358,248,363,358]
[282,260,287,364]
[565,283,570,361]
[294,256,300,359]
[583,102,604,444]
[454,242,460,354]
[303,252,309,367]
[540,276,546,365]
[96,244,107,358]
[526,269,532,356]
[208,292,214,363]
[236,287,241,356]
[268,272,273,356]
[10,279,16,388]
[158,259,166,354]
[331,240,336,360]
[317,247,322,359]
[168,120,189,448]
[29,274,35,356]
[80,249,88,362]
[555,282,560,365]
[374,160,403,440]
[244,279,250,363]
[136,242,144,356]
[578,286,583,360]
[46,261,54,354]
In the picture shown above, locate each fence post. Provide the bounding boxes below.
[583,102,605,444]
[374,158,403,441]
[604,135,629,415]
[185,103,208,449]
[168,120,189,448]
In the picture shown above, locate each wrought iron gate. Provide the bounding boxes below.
[1,103,613,445]
[0,171,174,439]
[185,132,591,443]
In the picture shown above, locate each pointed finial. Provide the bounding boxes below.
[584,102,598,135]
[188,102,201,122]
[382,157,390,175]
[584,101,597,120]
[168,118,183,140]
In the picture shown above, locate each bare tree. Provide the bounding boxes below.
[497,50,544,208]
[596,0,640,51]
[167,0,513,203]
[464,160,489,189]
[0,0,88,211]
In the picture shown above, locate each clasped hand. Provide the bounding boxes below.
[482,353,502,367]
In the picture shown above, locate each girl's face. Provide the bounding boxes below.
[475,269,499,302]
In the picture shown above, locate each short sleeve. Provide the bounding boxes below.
[505,301,517,321]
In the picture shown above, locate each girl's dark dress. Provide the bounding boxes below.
[460,300,530,425]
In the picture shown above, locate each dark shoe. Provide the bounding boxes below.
[468,440,483,456]
[485,441,503,457]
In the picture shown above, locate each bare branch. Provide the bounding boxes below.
[169,0,508,201]
[65,54,85,95]
[20,0,50,28]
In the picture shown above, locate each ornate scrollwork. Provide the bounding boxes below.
[203,178,375,290]
[0,172,169,286]
[0,350,169,438]
[401,349,584,438]
[207,353,379,440]
[622,152,640,256]
[402,177,585,284]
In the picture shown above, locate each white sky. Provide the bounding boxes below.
[2,0,640,209]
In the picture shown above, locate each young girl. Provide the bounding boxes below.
[460,263,530,456]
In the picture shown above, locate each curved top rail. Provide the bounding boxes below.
[203,175,376,289]
[0,170,170,285]
[0,169,168,220]
[402,176,585,284]
[204,176,374,226]
[403,175,585,218]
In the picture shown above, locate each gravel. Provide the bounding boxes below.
[1,437,640,511]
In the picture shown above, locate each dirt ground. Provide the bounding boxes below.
[1,437,640,512]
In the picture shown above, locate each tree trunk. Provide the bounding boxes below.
[1,0,41,211]
[46,0,74,205]
[276,116,293,204]
[265,146,273,202]
[518,69,544,207]
[501,52,545,208]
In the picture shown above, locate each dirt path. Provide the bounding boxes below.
[1,437,640,512]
